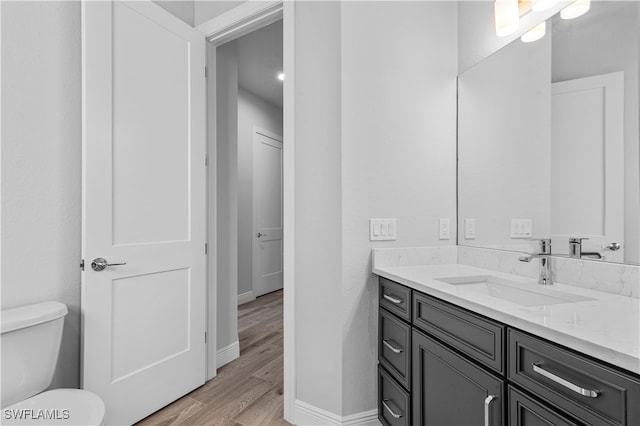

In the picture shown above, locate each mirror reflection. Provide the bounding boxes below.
[457,1,639,265]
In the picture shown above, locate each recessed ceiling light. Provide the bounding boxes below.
[277,73,285,81]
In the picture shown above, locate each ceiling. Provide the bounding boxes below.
[236,20,284,109]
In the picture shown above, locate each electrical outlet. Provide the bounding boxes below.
[439,218,450,240]
[370,218,397,241]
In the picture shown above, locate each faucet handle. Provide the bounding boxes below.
[530,238,551,254]
[569,237,589,244]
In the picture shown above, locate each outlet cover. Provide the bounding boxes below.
[465,218,476,239]
[439,218,450,240]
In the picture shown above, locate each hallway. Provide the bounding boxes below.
[137,290,288,426]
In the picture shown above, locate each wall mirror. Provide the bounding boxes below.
[457,1,639,265]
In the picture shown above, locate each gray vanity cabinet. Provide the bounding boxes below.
[377,277,640,426]
[412,329,504,426]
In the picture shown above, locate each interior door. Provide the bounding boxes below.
[81,2,206,425]
[551,73,624,262]
[253,128,283,298]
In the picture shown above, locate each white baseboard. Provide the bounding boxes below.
[216,341,239,368]
[237,291,256,305]
[294,400,380,426]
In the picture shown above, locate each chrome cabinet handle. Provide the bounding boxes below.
[602,242,621,251]
[532,363,599,398]
[383,294,402,304]
[484,395,496,426]
[91,257,127,272]
[382,399,402,419]
[382,339,403,354]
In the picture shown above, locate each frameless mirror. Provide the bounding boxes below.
[457,1,639,265]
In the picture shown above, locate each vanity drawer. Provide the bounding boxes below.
[413,292,505,374]
[379,308,411,390]
[379,278,411,322]
[508,329,640,426]
[508,386,581,426]
[379,366,410,426]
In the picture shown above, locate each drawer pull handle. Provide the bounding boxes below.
[383,339,403,354]
[484,395,496,426]
[532,363,600,398]
[382,399,403,419]
[383,293,402,304]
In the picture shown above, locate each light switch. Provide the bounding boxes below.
[439,218,450,240]
[465,218,476,239]
[370,218,397,241]
[511,219,532,238]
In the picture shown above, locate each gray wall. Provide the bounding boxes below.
[195,1,245,27]
[153,0,194,26]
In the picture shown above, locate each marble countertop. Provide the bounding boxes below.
[373,263,640,376]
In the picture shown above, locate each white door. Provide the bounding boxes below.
[81,2,206,425]
[253,128,283,297]
[551,72,624,262]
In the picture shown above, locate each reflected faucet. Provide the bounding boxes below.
[519,239,553,285]
[569,237,603,259]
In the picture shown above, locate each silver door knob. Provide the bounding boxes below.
[91,257,127,272]
[602,242,621,251]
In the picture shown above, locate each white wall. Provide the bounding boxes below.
[293,0,458,418]
[340,1,458,415]
[458,35,552,248]
[216,40,240,352]
[152,0,194,27]
[237,89,283,297]
[1,1,81,389]
[195,1,246,27]
[294,1,344,415]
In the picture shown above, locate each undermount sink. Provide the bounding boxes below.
[435,275,594,307]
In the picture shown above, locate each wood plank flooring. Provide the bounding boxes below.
[136,290,290,426]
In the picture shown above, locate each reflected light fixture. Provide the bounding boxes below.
[521,21,546,43]
[494,0,520,37]
[277,72,285,81]
[532,0,558,12]
[561,0,590,19]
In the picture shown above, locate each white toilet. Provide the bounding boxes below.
[1,301,106,425]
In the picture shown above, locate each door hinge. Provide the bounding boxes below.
[205,155,209,166]
[205,66,208,78]
[205,332,207,343]
[80,259,85,271]
[205,243,208,255]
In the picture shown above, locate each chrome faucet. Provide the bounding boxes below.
[519,239,552,285]
[569,237,602,259]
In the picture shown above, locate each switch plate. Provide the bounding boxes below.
[439,218,450,240]
[465,218,476,239]
[370,218,397,241]
[511,219,532,238]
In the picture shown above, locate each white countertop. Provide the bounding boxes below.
[373,263,640,376]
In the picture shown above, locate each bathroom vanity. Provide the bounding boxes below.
[374,259,640,426]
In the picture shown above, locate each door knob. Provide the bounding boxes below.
[602,242,621,251]
[257,232,263,238]
[91,257,127,272]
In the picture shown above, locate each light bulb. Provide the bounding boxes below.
[561,0,590,19]
[494,0,520,37]
[521,21,546,43]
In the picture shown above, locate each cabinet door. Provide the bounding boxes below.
[412,330,504,426]
[508,386,581,426]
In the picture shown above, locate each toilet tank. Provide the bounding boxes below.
[1,301,68,408]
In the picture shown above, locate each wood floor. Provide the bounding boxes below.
[137,290,290,426]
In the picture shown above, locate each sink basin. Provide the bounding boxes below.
[435,275,594,307]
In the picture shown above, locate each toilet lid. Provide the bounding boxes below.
[2,389,105,425]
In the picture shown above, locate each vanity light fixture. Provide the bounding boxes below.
[494,0,520,37]
[521,21,546,42]
[561,0,590,19]
[531,0,558,12]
